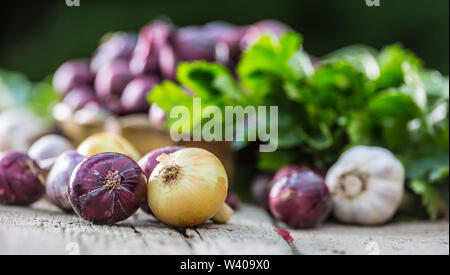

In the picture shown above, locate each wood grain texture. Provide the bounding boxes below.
[0,201,448,255]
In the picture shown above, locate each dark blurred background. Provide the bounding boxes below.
[0,0,448,81]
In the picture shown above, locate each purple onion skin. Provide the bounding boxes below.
[138,147,184,179]
[129,25,159,75]
[251,173,274,211]
[240,20,291,50]
[63,86,96,111]
[269,170,332,229]
[46,151,85,211]
[148,103,167,127]
[95,59,133,99]
[273,165,326,183]
[102,96,124,115]
[69,153,147,224]
[158,42,178,80]
[91,32,137,73]
[273,165,308,183]
[53,60,94,95]
[206,22,245,68]
[225,191,240,210]
[120,75,159,114]
[137,146,183,214]
[215,31,246,68]
[28,135,74,173]
[173,26,217,62]
[130,21,175,75]
[0,152,45,205]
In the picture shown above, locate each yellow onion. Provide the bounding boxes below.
[77,132,141,161]
[148,148,230,227]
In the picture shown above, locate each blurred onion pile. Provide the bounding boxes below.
[53,20,290,118]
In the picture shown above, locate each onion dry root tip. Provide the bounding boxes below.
[103,170,121,190]
[161,164,182,186]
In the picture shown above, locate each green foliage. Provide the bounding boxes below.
[0,70,60,118]
[148,33,449,219]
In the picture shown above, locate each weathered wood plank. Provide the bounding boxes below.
[0,201,291,255]
[0,200,448,255]
[184,205,292,255]
[286,221,449,255]
[0,201,192,255]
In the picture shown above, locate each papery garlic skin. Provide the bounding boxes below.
[148,148,228,227]
[326,146,404,225]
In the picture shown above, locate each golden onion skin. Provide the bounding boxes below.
[77,132,141,161]
[148,148,228,227]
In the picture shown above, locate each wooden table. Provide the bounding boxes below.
[0,201,448,255]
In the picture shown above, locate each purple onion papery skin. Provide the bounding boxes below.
[250,173,274,211]
[225,191,240,210]
[205,22,246,68]
[91,32,137,73]
[46,151,85,211]
[140,201,153,215]
[148,103,167,127]
[269,170,332,229]
[130,20,175,75]
[27,135,74,173]
[273,165,309,183]
[176,22,241,63]
[63,86,96,111]
[120,75,160,114]
[53,60,94,95]
[102,95,124,116]
[69,153,147,225]
[173,26,217,62]
[137,146,183,215]
[0,152,45,205]
[158,42,178,80]
[95,59,133,99]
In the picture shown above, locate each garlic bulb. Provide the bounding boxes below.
[325,146,404,225]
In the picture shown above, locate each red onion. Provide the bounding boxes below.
[95,59,133,99]
[148,103,167,127]
[173,25,217,62]
[46,151,85,211]
[251,172,274,210]
[158,42,178,80]
[0,152,45,205]
[91,32,137,73]
[28,134,74,173]
[225,191,240,210]
[53,59,94,95]
[130,20,174,75]
[269,169,331,228]
[63,86,96,111]
[69,153,147,224]
[273,165,325,183]
[120,75,159,114]
[138,146,183,214]
[273,165,309,183]
[173,22,242,64]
